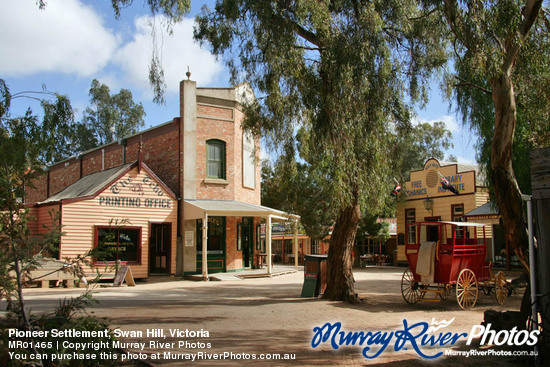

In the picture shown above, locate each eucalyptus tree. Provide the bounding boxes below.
[82,79,146,146]
[194,1,447,302]
[440,0,549,270]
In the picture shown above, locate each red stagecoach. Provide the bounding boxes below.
[401,221,508,309]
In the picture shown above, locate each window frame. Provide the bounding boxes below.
[405,208,416,244]
[94,225,142,265]
[206,139,226,180]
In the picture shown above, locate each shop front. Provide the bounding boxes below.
[31,161,178,279]
[182,200,300,278]
[396,158,491,263]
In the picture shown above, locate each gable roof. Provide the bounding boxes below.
[35,161,176,206]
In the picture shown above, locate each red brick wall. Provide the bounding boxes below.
[124,121,180,195]
[196,112,237,201]
[195,104,261,205]
[25,173,48,203]
[225,216,242,270]
[24,120,180,204]
[198,104,233,120]
[49,159,80,196]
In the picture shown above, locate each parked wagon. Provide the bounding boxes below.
[400,221,508,309]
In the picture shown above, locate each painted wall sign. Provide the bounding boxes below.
[100,172,172,208]
[98,196,172,208]
[404,158,475,199]
[110,175,164,197]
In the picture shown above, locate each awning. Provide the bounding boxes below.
[185,199,300,279]
[183,199,299,221]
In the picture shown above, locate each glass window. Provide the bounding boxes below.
[406,209,416,244]
[452,204,465,238]
[206,140,225,179]
[95,227,140,263]
[196,217,226,255]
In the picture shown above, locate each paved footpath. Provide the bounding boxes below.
[5,267,527,366]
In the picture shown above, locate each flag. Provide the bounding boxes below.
[440,175,459,195]
[392,183,401,196]
[391,180,401,197]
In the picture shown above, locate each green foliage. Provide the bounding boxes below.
[443,1,550,196]
[261,157,335,240]
[0,79,118,366]
[195,1,447,212]
[394,121,453,182]
[356,215,390,242]
[111,0,190,20]
[82,79,146,146]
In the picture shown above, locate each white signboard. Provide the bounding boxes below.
[185,231,194,247]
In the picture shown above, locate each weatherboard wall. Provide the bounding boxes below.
[58,166,177,279]
[396,158,491,263]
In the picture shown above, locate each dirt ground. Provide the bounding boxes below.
[6,266,536,366]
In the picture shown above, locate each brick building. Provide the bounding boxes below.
[27,79,298,279]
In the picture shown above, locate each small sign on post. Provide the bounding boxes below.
[113,266,135,287]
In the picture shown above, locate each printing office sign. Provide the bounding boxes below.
[98,172,172,209]
[404,158,476,199]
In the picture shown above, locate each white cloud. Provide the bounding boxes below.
[112,15,224,98]
[413,114,460,134]
[454,155,476,165]
[0,0,119,77]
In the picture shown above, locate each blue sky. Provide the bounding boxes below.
[0,0,478,164]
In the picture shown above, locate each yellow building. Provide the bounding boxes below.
[396,158,490,263]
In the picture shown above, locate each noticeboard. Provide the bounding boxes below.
[113,266,136,287]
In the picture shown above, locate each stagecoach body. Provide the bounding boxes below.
[401,221,508,309]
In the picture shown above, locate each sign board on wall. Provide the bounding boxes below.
[243,132,256,188]
[185,231,194,247]
[404,158,476,199]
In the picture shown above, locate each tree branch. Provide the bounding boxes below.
[407,7,437,21]
[454,76,492,95]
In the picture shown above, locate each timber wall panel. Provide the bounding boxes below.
[59,168,177,278]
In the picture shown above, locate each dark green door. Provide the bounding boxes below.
[242,218,254,268]
[196,217,226,273]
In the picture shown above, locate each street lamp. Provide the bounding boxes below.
[423,197,434,216]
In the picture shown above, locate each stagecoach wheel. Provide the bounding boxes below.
[456,268,478,309]
[495,271,508,305]
[401,269,421,304]
[439,284,451,301]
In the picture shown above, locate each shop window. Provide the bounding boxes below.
[406,209,416,244]
[311,240,320,255]
[206,139,226,179]
[196,217,226,255]
[452,204,464,238]
[95,227,141,263]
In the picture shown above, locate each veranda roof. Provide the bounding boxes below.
[183,199,299,221]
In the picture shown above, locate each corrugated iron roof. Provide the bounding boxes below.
[37,162,135,205]
[184,199,299,221]
[465,202,499,217]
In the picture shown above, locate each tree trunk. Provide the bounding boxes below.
[323,202,361,303]
[490,74,529,272]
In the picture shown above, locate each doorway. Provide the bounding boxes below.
[424,216,441,242]
[150,223,171,274]
[241,217,254,268]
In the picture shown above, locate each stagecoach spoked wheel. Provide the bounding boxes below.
[495,271,508,305]
[401,268,422,304]
[456,268,478,309]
